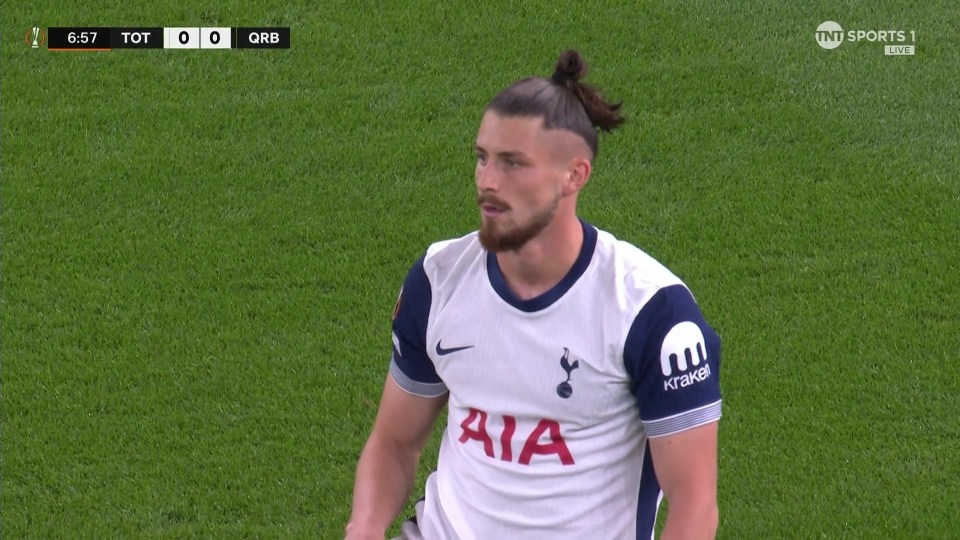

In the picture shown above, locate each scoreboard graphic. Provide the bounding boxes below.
[28,27,290,50]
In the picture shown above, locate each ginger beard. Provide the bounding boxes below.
[477,191,560,253]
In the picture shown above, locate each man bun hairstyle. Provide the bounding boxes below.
[487,49,625,157]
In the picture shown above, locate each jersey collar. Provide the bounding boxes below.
[485,219,598,312]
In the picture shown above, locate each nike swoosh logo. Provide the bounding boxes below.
[435,341,475,356]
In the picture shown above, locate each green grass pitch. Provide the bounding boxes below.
[3,1,959,537]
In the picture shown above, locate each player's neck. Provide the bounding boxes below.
[494,214,584,301]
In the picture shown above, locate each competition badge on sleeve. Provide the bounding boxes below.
[392,287,403,321]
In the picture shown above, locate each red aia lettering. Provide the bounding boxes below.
[458,408,494,458]
[500,414,516,462]
[518,419,574,465]
[458,408,574,466]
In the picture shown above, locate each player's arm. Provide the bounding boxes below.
[649,421,719,539]
[345,376,447,539]
[626,284,723,539]
[346,255,444,539]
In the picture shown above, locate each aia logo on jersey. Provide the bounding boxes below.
[555,347,580,399]
[459,408,574,466]
[660,321,712,392]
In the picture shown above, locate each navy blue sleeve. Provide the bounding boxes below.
[389,255,447,397]
[624,284,722,437]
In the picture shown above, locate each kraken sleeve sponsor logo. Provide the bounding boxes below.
[660,321,712,392]
[663,363,712,391]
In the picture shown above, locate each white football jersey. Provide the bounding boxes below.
[390,220,722,539]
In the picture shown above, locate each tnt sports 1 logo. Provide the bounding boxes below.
[660,322,712,392]
[814,21,844,49]
[815,21,916,55]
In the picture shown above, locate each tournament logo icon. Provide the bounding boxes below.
[555,347,580,399]
[26,27,46,49]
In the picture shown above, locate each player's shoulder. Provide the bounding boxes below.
[408,230,484,287]
[424,230,481,262]
[423,230,482,268]
[591,226,686,294]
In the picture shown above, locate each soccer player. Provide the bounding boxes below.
[346,50,722,539]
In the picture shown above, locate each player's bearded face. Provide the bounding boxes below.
[477,191,559,252]
[474,112,566,253]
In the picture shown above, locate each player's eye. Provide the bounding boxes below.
[476,153,488,165]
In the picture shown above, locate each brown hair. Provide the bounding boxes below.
[486,50,625,157]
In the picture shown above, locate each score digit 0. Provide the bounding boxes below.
[200,27,231,49]
[166,27,199,48]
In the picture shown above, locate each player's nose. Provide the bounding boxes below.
[475,162,500,192]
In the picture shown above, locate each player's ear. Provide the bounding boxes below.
[561,157,591,196]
